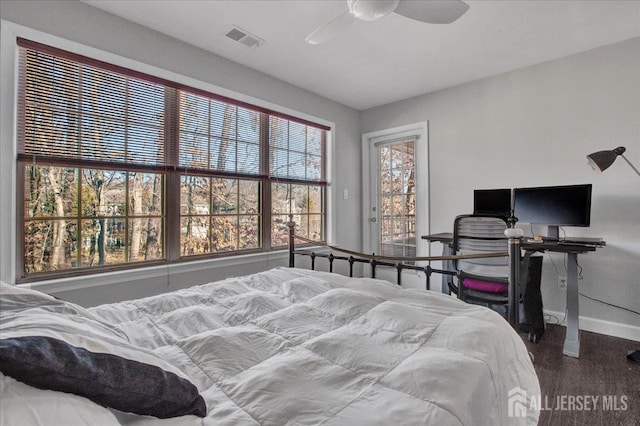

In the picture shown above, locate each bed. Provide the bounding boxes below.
[1,266,540,425]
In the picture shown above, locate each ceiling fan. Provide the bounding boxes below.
[305,0,470,45]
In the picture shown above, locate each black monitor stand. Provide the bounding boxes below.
[546,225,560,240]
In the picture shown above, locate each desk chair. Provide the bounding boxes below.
[449,214,512,312]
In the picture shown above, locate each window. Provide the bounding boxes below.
[16,39,328,281]
[378,140,416,258]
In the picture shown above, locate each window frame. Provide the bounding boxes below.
[14,37,330,283]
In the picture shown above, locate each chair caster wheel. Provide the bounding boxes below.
[528,333,539,343]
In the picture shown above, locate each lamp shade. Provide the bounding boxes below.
[586,146,626,172]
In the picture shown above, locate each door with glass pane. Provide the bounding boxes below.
[374,138,416,259]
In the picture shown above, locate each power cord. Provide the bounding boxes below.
[573,258,637,314]
[578,292,640,316]
[544,309,567,325]
[574,258,640,364]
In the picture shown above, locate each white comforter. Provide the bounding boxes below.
[85,267,539,425]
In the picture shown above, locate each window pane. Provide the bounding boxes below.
[24,166,77,218]
[81,66,126,121]
[306,154,322,181]
[181,176,210,215]
[239,215,260,249]
[297,215,309,239]
[180,92,210,135]
[212,179,238,214]
[129,173,163,216]
[129,218,163,262]
[127,124,164,164]
[289,151,305,180]
[380,195,391,217]
[239,180,259,214]
[271,183,289,214]
[308,186,322,214]
[289,122,306,152]
[269,117,288,149]
[211,138,237,172]
[270,148,289,178]
[391,145,402,169]
[237,107,260,142]
[290,185,308,214]
[181,216,210,256]
[236,141,260,175]
[393,196,403,216]
[268,116,325,182]
[180,133,210,169]
[211,216,237,252]
[271,214,290,247]
[82,170,126,217]
[129,79,165,125]
[309,214,323,241]
[307,127,322,156]
[24,220,78,273]
[210,101,236,140]
[381,218,392,243]
[179,93,261,175]
[81,218,125,266]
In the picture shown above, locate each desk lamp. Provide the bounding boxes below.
[586,146,640,364]
[587,146,640,177]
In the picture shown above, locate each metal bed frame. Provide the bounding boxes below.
[286,215,524,328]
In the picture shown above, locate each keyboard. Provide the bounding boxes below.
[559,237,604,245]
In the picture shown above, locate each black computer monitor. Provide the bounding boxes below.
[513,184,592,239]
[473,188,512,218]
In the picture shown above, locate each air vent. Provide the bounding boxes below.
[225,26,264,49]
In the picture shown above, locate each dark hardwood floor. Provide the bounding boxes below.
[522,324,639,426]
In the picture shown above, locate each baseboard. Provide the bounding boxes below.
[544,309,640,343]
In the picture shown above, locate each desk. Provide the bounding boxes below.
[421,233,456,295]
[421,233,605,358]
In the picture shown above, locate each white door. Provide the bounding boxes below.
[362,122,429,284]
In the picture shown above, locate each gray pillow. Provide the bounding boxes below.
[0,284,206,418]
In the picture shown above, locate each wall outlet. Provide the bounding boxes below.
[558,275,567,290]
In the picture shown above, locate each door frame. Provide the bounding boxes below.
[362,121,430,257]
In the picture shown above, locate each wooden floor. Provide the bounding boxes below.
[522,324,639,425]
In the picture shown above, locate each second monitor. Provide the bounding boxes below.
[513,183,592,239]
[473,188,512,218]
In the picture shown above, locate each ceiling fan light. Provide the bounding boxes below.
[347,0,400,21]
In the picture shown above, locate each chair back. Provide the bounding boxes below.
[453,215,509,280]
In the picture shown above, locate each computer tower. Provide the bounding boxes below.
[519,256,545,342]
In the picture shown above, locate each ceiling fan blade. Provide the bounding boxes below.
[394,0,470,24]
[305,11,356,45]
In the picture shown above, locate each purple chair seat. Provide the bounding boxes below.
[462,278,508,293]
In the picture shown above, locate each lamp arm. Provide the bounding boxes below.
[620,154,640,177]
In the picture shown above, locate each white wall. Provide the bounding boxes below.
[0,0,361,306]
[361,37,640,340]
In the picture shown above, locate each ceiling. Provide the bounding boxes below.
[82,0,640,111]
